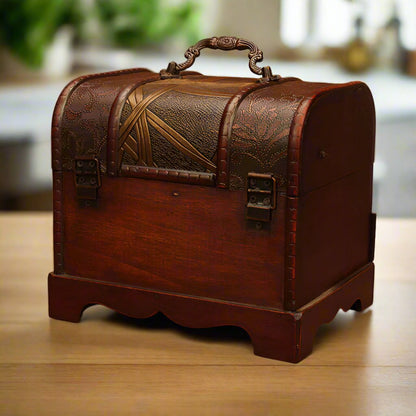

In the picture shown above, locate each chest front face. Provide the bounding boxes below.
[56,74,293,309]
[52,68,375,312]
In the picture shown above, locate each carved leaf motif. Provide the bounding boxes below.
[230,92,300,190]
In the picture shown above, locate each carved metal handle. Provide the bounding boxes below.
[160,36,279,82]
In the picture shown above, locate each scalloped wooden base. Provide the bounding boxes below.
[48,263,374,363]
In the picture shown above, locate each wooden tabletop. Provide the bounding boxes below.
[0,213,415,415]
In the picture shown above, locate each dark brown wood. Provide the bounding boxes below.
[51,68,156,273]
[48,263,374,363]
[299,83,375,195]
[290,167,374,309]
[61,172,286,308]
[296,263,374,362]
[284,81,375,310]
[49,41,376,362]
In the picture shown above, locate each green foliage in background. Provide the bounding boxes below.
[0,0,200,68]
[95,0,200,48]
[0,0,79,68]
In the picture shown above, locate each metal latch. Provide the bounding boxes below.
[74,158,101,205]
[246,173,277,224]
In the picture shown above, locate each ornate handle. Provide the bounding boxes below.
[160,36,280,82]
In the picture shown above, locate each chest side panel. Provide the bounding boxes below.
[61,172,285,308]
[299,83,375,194]
[290,84,375,309]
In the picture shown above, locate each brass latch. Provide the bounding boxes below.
[246,173,277,224]
[74,158,101,205]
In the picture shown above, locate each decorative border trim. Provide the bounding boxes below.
[120,165,215,186]
[52,171,64,273]
[216,83,271,188]
[284,96,312,310]
[284,195,298,310]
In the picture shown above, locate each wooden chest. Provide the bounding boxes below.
[48,37,376,362]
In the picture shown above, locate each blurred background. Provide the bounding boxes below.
[0,0,415,216]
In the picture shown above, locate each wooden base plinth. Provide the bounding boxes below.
[48,263,374,363]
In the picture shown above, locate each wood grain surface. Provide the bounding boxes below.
[0,213,415,415]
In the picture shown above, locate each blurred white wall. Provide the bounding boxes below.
[204,0,282,57]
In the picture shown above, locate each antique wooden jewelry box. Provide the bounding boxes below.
[48,36,376,362]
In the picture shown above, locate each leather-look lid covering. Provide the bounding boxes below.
[52,68,160,173]
[114,76,255,185]
[53,69,375,195]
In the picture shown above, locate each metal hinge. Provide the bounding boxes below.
[246,173,277,225]
[74,158,101,206]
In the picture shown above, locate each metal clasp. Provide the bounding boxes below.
[246,173,277,224]
[74,158,101,206]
